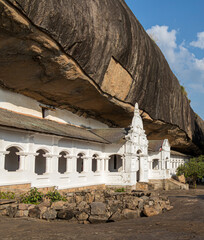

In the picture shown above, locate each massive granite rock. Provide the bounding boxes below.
[0,0,203,154]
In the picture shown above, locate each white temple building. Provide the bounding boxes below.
[0,88,189,190]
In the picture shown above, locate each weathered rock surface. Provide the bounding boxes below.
[0,0,203,154]
[28,207,40,219]
[42,209,57,220]
[57,209,75,220]
[143,205,162,217]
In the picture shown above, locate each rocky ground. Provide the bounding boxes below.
[0,189,173,223]
[0,188,203,240]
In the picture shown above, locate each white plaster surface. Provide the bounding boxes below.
[0,89,189,189]
[0,88,108,129]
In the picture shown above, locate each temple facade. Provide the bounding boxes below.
[0,88,189,190]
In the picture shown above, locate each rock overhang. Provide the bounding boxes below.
[0,0,203,155]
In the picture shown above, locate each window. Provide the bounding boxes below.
[77,153,84,173]
[42,108,47,118]
[109,155,122,172]
[165,158,168,169]
[92,154,98,172]
[152,159,159,170]
[58,151,67,174]
[35,149,46,175]
[5,147,20,171]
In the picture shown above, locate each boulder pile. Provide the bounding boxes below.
[0,189,173,224]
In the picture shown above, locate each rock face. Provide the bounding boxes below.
[0,0,203,154]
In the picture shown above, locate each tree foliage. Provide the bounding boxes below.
[177,155,204,187]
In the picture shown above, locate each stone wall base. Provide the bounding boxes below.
[0,179,189,194]
[0,183,106,194]
[136,182,150,191]
[106,185,136,191]
[58,184,106,194]
[0,183,31,193]
[149,179,189,190]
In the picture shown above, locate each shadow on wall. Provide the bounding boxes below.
[192,118,204,155]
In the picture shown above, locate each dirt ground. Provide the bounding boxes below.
[0,188,203,240]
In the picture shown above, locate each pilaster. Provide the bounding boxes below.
[65,155,73,173]
[43,154,52,174]
[96,157,101,172]
[104,157,110,172]
[16,152,28,171]
[0,151,9,172]
[82,156,92,173]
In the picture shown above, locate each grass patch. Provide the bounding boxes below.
[115,187,125,192]
[0,191,15,200]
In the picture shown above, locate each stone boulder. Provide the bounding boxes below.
[178,175,186,184]
[42,209,57,220]
[143,205,162,217]
[122,209,140,219]
[57,209,75,220]
[90,202,106,215]
[28,207,41,219]
[51,201,66,210]
[15,209,28,217]
[6,205,17,218]
[75,212,89,222]
[89,202,109,223]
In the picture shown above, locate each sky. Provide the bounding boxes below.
[125,0,204,120]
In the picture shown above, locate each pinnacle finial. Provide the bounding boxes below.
[134,102,139,114]
[135,102,139,110]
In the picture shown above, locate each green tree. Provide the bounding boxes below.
[177,155,204,188]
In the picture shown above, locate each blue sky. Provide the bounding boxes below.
[125,0,204,120]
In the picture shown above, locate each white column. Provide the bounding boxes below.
[50,155,60,173]
[16,152,28,171]
[161,158,165,170]
[82,156,91,173]
[28,153,39,173]
[100,158,105,172]
[149,160,152,170]
[88,157,92,172]
[71,156,77,172]
[167,159,170,169]
[96,158,101,172]
[104,157,109,172]
[65,155,72,173]
[0,151,9,171]
[121,156,125,172]
[159,160,162,170]
[43,154,52,174]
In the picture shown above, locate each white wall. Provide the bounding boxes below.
[148,149,171,180]
[0,88,108,129]
[45,108,108,129]
[0,88,42,118]
[0,127,130,189]
[170,155,187,176]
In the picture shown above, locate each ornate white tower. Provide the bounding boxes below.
[123,103,149,185]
